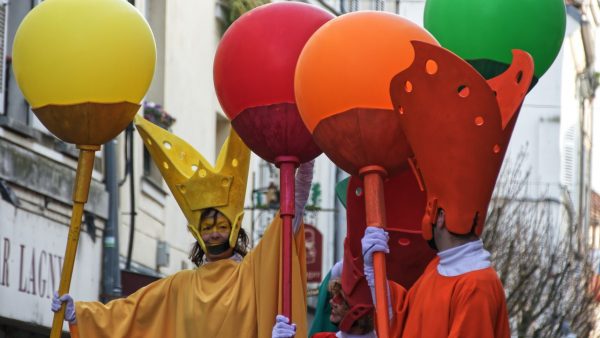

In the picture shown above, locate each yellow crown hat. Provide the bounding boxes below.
[134,115,250,252]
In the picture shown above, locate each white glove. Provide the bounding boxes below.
[360,227,393,318]
[272,315,296,338]
[51,292,76,324]
[361,227,389,287]
[331,260,343,279]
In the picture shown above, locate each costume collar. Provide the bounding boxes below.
[437,239,491,277]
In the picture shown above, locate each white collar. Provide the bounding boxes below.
[336,330,377,338]
[437,239,491,277]
[229,252,243,263]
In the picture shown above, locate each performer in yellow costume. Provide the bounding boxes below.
[51,116,311,338]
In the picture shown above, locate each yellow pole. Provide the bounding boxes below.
[50,145,100,338]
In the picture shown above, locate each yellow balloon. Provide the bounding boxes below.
[12,0,156,109]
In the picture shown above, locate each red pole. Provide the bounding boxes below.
[275,156,299,323]
[359,165,390,338]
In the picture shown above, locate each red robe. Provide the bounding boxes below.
[311,333,337,338]
[390,257,510,338]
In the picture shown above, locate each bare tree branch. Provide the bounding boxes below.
[312,0,341,15]
[483,149,597,337]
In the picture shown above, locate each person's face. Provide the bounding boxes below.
[432,209,445,246]
[329,291,349,325]
[199,213,233,260]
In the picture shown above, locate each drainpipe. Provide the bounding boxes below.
[577,16,595,231]
[102,139,122,302]
[124,123,137,271]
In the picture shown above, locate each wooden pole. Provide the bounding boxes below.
[360,165,390,338]
[50,145,100,338]
[276,156,299,324]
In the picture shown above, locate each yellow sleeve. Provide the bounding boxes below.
[244,216,307,338]
[74,271,190,338]
[73,218,307,338]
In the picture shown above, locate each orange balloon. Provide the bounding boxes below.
[295,11,439,132]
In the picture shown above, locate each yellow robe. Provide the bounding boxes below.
[75,218,307,338]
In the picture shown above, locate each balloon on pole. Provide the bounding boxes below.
[424,0,566,85]
[213,1,333,322]
[295,11,438,337]
[12,0,155,336]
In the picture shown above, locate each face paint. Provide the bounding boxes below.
[329,292,349,326]
[199,221,232,236]
[199,212,233,258]
[331,293,345,305]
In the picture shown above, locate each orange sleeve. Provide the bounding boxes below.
[448,281,510,338]
[388,280,408,337]
[68,323,79,338]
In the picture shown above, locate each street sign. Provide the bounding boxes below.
[304,224,322,283]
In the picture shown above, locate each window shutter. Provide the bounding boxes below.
[561,125,577,189]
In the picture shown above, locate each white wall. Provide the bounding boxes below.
[0,199,101,332]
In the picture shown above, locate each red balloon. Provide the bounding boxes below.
[214,2,333,163]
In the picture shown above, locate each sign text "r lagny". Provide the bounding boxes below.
[0,237,64,299]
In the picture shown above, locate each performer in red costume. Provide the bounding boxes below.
[366,214,510,337]
[383,38,536,337]
[274,170,436,338]
[273,261,377,338]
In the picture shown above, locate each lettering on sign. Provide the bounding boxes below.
[0,237,63,299]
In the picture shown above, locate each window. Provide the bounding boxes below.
[215,113,229,159]
[142,0,167,187]
[5,0,40,128]
[142,102,174,187]
[145,0,165,106]
[143,146,163,186]
[1,0,81,158]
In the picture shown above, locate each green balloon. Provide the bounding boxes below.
[424,0,566,79]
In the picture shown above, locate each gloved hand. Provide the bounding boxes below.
[293,160,315,233]
[272,315,296,338]
[361,227,389,287]
[51,291,76,324]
